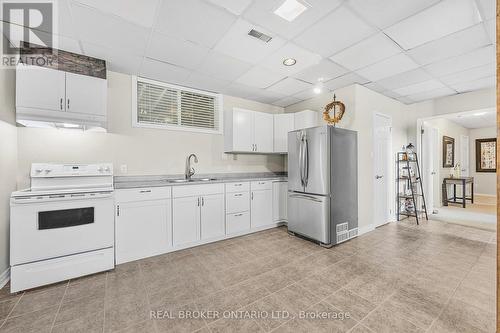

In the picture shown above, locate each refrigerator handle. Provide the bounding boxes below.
[299,134,304,187]
[304,137,309,187]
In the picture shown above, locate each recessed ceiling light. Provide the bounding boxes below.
[474,112,487,116]
[283,58,297,66]
[274,0,308,22]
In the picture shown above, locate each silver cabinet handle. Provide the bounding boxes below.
[197,197,200,206]
[251,192,254,200]
[201,197,204,206]
[67,98,70,110]
[139,190,151,193]
[289,194,323,203]
[60,98,63,110]
[234,213,243,217]
[234,183,242,186]
[234,194,243,197]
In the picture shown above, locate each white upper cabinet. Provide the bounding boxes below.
[66,72,107,117]
[16,65,107,128]
[253,111,274,153]
[16,66,65,112]
[294,110,319,130]
[225,107,273,153]
[273,113,295,153]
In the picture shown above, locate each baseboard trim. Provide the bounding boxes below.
[358,224,375,236]
[0,268,10,289]
[474,193,497,198]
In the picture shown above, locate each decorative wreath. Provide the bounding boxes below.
[323,95,345,125]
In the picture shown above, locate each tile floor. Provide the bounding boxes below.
[0,219,496,333]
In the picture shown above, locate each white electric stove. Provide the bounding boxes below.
[10,163,115,292]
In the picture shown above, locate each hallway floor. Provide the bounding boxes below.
[0,220,496,333]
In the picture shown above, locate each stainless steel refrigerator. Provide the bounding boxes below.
[287,126,358,247]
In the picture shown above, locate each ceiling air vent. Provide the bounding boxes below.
[248,29,272,43]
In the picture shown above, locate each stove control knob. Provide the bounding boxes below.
[35,169,43,173]
[105,167,110,172]
[98,167,104,172]
[45,169,52,173]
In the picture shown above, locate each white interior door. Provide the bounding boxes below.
[373,114,391,227]
[460,135,470,177]
[431,128,440,210]
[422,123,437,213]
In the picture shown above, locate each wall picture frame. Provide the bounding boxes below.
[442,136,455,168]
[476,138,497,173]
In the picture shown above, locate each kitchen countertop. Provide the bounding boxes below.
[114,172,288,189]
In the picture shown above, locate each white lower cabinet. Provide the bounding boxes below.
[172,184,225,247]
[225,182,251,235]
[200,194,225,240]
[226,211,250,234]
[251,181,273,228]
[115,187,172,264]
[273,181,288,222]
[173,196,200,247]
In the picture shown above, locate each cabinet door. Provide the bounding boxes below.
[251,190,273,228]
[254,111,274,153]
[16,65,65,112]
[200,194,225,240]
[274,114,294,153]
[273,182,288,222]
[294,110,318,130]
[116,200,171,264]
[232,108,254,152]
[173,196,200,247]
[65,72,107,117]
[226,211,250,235]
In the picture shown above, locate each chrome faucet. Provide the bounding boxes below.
[185,154,198,180]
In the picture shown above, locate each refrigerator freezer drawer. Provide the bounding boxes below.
[287,192,330,244]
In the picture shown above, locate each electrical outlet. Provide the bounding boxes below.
[120,164,128,173]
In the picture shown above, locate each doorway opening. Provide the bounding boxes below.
[417,108,497,230]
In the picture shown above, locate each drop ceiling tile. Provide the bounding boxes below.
[347,0,440,29]
[293,88,323,100]
[206,0,253,15]
[324,72,370,91]
[185,72,230,93]
[355,53,419,82]
[407,23,490,65]
[259,42,322,76]
[155,0,237,48]
[449,76,496,93]
[382,90,403,100]
[73,0,159,28]
[220,83,262,99]
[82,42,143,75]
[384,0,483,50]
[140,58,192,86]
[484,19,496,44]
[293,59,348,84]
[36,0,78,39]
[273,96,302,107]
[395,96,415,104]
[196,50,253,82]
[294,6,375,57]
[247,89,286,104]
[146,32,210,70]
[363,82,386,94]
[393,79,445,96]
[243,0,343,39]
[70,3,150,54]
[377,69,433,90]
[267,77,312,96]
[423,45,495,77]
[235,66,285,89]
[330,33,402,71]
[214,19,287,64]
[407,87,457,102]
[439,63,496,86]
[477,0,495,20]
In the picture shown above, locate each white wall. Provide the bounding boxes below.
[16,71,286,188]
[469,126,497,196]
[0,69,18,276]
[285,84,414,232]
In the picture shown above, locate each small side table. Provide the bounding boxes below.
[442,177,474,208]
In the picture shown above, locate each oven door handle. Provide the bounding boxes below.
[11,192,114,204]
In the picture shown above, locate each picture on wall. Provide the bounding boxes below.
[476,138,497,173]
[442,136,455,168]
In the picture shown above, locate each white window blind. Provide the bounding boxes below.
[135,78,221,133]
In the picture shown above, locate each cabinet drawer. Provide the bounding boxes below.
[226,192,250,214]
[251,180,273,191]
[225,182,250,193]
[172,184,224,198]
[115,187,171,202]
[226,211,250,235]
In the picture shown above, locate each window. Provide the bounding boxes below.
[133,77,223,134]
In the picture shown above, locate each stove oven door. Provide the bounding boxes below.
[10,192,114,265]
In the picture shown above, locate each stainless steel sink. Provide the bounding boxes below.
[167,178,217,183]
